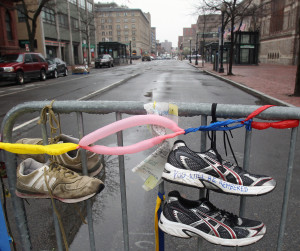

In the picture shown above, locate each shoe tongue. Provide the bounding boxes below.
[199,198,215,212]
[172,140,187,150]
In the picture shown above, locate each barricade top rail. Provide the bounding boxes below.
[2,101,300,139]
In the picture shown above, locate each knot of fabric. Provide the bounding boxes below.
[38,100,60,142]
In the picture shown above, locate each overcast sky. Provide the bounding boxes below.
[109,0,200,47]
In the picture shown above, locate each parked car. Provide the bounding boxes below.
[0,52,48,84]
[95,54,114,68]
[142,55,151,61]
[46,58,68,78]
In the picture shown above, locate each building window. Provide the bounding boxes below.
[131,18,135,22]
[108,25,112,29]
[116,19,120,23]
[101,25,105,29]
[102,32,105,35]
[132,30,136,35]
[117,25,120,29]
[125,37,128,41]
[117,12,120,16]
[132,36,136,41]
[5,11,13,40]
[117,31,121,35]
[109,37,113,41]
[101,19,105,23]
[109,31,112,35]
[132,24,135,29]
[108,19,112,23]
[124,19,128,23]
[71,17,79,30]
[118,37,121,41]
[132,42,136,47]
[124,12,128,16]
[58,14,68,27]
[79,0,85,9]
[124,31,129,35]
[131,12,135,16]
[42,7,55,25]
[87,2,93,12]
[124,25,128,29]
[102,38,106,41]
[17,5,26,22]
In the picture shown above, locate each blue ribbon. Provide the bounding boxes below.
[184,119,253,134]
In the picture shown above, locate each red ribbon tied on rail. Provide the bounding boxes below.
[242,105,299,130]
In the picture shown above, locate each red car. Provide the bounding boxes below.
[0,52,48,84]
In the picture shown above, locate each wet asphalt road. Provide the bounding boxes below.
[1,60,300,251]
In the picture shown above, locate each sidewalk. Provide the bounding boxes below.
[190,61,298,107]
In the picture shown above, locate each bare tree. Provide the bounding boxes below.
[0,0,52,52]
[78,7,96,64]
[202,0,266,75]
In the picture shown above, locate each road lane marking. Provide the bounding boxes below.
[11,73,140,132]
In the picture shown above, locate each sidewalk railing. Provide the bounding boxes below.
[1,101,300,251]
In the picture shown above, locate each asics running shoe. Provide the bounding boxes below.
[16,158,104,203]
[16,134,104,177]
[162,140,276,195]
[159,191,266,246]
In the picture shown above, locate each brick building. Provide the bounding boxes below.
[94,3,151,57]
[0,0,20,55]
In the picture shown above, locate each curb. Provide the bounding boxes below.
[189,63,294,107]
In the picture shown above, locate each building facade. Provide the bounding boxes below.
[0,0,19,56]
[14,0,95,65]
[255,0,299,65]
[182,24,197,54]
[160,40,172,54]
[151,27,157,55]
[94,4,151,57]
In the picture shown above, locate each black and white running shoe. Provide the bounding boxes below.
[159,191,266,246]
[162,140,276,195]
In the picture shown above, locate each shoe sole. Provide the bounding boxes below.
[162,163,275,196]
[159,213,266,247]
[15,183,105,203]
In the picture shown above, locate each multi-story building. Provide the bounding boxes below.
[151,27,157,55]
[14,0,95,65]
[182,24,197,53]
[94,3,151,57]
[160,40,172,54]
[0,0,19,55]
[254,0,299,65]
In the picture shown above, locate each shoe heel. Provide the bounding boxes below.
[159,213,194,239]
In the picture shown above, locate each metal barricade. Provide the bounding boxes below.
[1,101,300,251]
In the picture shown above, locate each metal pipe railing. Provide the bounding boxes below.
[1,101,300,251]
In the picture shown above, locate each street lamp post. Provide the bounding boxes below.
[195,33,199,65]
[130,41,132,64]
[219,4,226,73]
[189,39,192,63]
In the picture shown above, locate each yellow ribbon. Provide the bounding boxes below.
[0,142,78,155]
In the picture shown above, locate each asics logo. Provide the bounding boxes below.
[191,209,237,239]
[175,151,242,185]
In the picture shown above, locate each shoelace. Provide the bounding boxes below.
[43,164,69,251]
[48,160,77,179]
